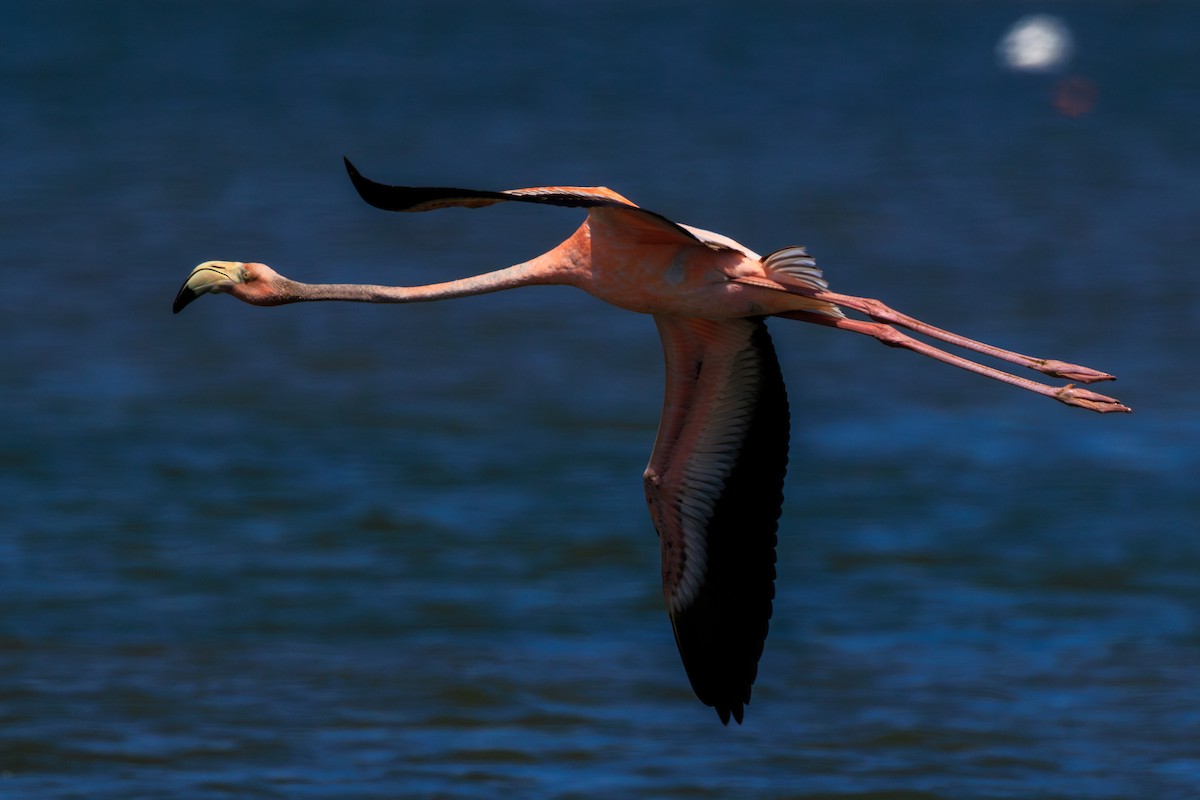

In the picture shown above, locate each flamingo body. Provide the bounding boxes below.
[173,160,1128,725]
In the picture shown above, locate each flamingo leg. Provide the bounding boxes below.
[736,275,1115,385]
[814,290,1115,384]
[776,309,1130,414]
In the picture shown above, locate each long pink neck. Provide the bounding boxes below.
[276,261,546,304]
[274,229,590,305]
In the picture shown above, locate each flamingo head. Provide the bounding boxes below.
[172,261,285,313]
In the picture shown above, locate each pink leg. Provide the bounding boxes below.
[814,290,1115,384]
[777,310,1130,414]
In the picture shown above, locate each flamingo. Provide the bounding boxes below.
[174,159,1129,724]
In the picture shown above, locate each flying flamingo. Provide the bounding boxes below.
[174,159,1129,724]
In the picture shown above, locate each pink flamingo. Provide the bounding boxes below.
[174,159,1128,724]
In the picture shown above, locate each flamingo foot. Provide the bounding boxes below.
[1054,385,1131,413]
[1035,360,1116,384]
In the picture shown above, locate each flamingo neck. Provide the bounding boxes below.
[277,228,590,305]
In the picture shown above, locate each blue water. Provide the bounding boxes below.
[3,2,1199,797]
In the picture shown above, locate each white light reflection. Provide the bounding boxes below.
[997,14,1074,72]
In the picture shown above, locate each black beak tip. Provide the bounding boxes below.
[172,285,198,314]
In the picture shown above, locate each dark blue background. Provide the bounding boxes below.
[3,2,1197,797]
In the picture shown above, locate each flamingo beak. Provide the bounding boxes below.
[172,261,245,313]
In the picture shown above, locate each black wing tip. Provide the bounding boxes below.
[715,702,745,725]
[340,157,508,213]
[342,156,416,211]
[342,155,388,209]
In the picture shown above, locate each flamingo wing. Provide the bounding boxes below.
[644,316,788,724]
[343,158,709,248]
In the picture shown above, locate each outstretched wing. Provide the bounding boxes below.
[343,158,710,248]
[644,316,789,725]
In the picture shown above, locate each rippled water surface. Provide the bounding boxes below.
[3,2,1199,797]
